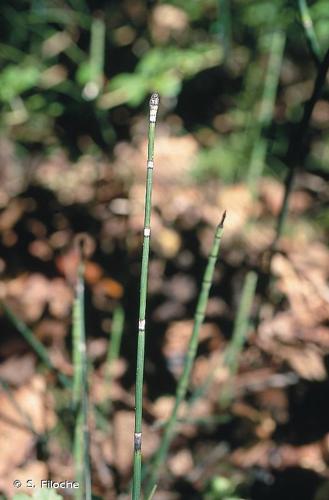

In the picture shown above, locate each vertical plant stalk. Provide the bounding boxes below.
[90,15,105,92]
[1,301,70,389]
[82,15,105,100]
[247,29,286,191]
[144,212,226,497]
[132,93,160,500]
[105,304,125,414]
[272,46,329,253]
[298,0,321,67]
[218,0,231,60]
[72,258,91,500]
[220,270,258,407]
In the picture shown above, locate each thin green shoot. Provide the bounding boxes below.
[88,15,105,97]
[217,0,231,60]
[220,271,258,407]
[81,15,105,99]
[144,211,226,497]
[72,257,91,500]
[105,304,125,414]
[145,485,157,500]
[72,261,86,407]
[132,93,160,500]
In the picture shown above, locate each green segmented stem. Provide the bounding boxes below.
[72,260,91,500]
[144,212,226,497]
[298,0,321,67]
[132,93,160,500]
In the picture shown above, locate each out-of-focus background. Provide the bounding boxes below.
[0,1,329,499]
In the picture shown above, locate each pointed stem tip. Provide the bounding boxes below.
[149,93,160,109]
[219,210,227,228]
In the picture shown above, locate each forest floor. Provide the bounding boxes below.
[0,134,328,500]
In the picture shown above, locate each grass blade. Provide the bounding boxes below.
[144,212,226,497]
[132,93,160,500]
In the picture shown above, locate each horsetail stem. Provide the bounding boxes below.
[144,212,226,497]
[72,261,86,407]
[72,255,91,500]
[132,92,159,500]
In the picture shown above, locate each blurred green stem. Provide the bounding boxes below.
[89,15,105,94]
[144,212,226,498]
[72,260,91,500]
[220,271,258,407]
[218,0,231,60]
[145,485,157,500]
[247,29,286,191]
[105,304,125,414]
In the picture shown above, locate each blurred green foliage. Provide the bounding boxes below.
[108,43,222,106]
[204,475,244,500]
[0,0,328,179]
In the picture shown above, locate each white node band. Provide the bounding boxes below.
[149,108,158,123]
[134,432,142,451]
[139,319,145,330]
[144,227,151,237]
[147,160,154,169]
